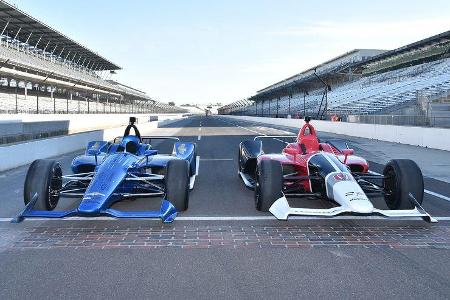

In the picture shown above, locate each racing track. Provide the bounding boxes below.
[1,115,449,299]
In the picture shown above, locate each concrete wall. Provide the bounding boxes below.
[222,115,450,151]
[0,114,183,172]
[0,113,181,135]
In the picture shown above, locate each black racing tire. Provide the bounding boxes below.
[383,159,424,210]
[238,147,242,176]
[255,160,283,211]
[23,159,62,210]
[189,144,197,177]
[165,159,189,211]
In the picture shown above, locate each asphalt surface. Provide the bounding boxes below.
[0,115,449,299]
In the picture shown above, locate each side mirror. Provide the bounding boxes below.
[87,148,101,165]
[144,149,158,156]
[283,147,298,156]
[342,149,354,156]
[87,148,101,156]
[342,149,354,164]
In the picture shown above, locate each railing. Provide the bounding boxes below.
[347,114,450,127]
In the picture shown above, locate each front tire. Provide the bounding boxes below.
[165,159,189,211]
[383,159,424,209]
[189,144,197,177]
[23,159,62,210]
[255,160,283,211]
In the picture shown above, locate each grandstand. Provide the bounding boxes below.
[219,30,450,127]
[0,0,186,114]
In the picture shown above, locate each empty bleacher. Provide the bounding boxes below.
[0,1,187,115]
[231,58,450,118]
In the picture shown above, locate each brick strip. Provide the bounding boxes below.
[6,224,450,249]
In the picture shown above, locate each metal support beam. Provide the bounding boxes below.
[303,92,306,117]
[34,36,43,49]
[42,40,50,53]
[276,97,279,118]
[13,27,21,41]
[64,50,71,60]
[1,20,10,36]
[287,94,291,116]
[52,89,55,113]
[15,78,18,114]
[36,84,39,114]
[25,32,32,44]
[59,46,65,57]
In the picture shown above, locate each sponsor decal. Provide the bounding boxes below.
[349,192,366,201]
[334,173,352,181]
[178,143,187,155]
[83,192,105,200]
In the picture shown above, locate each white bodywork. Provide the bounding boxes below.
[269,166,436,222]
[269,194,435,221]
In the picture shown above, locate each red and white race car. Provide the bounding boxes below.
[238,117,435,222]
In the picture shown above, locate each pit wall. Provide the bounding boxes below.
[0,114,183,172]
[221,116,450,152]
[0,113,182,135]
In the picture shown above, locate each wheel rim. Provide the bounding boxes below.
[255,169,261,209]
[48,165,62,209]
[383,166,396,208]
[238,149,242,173]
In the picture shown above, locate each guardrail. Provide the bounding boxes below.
[347,115,450,128]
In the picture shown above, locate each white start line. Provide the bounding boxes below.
[0,215,449,222]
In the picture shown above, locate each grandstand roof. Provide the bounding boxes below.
[107,80,147,95]
[252,49,385,101]
[0,0,120,71]
[354,30,450,68]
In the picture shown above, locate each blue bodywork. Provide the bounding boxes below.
[15,132,196,223]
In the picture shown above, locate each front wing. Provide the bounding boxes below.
[269,194,437,223]
[12,194,178,223]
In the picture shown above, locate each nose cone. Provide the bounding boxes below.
[78,193,106,215]
[331,180,374,214]
[347,199,374,214]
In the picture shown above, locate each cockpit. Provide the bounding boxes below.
[107,117,151,156]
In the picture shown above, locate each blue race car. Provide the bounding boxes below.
[15,117,197,223]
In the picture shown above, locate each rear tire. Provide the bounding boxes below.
[255,160,283,211]
[23,159,62,210]
[383,159,423,209]
[165,159,189,211]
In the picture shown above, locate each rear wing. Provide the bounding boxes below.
[113,136,180,144]
[253,135,296,146]
[141,136,180,144]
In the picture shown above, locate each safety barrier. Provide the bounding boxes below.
[221,115,450,152]
[0,114,183,172]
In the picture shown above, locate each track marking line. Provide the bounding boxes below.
[424,190,450,202]
[1,216,449,222]
[369,170,450,202]
[196,155,200,175]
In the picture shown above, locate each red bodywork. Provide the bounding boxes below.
[257,121,369,192]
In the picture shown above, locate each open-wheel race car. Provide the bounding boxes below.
[238,117,436,222]
[14,117,197,223]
